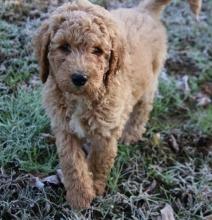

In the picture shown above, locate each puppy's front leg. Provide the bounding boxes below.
[88,137,117,196]
[55,131,96,209]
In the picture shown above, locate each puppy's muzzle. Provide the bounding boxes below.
[71,72,87,87]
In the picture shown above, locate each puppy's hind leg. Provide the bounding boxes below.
[120,92,155,145]
[88,137,117,196]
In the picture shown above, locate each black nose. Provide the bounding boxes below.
[71,73,87,87]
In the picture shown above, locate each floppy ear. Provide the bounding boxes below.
[33,22,51,83]
[105,28,126,85]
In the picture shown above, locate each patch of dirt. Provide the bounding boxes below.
[165,53,201,75]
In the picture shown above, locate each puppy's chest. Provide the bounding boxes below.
[67,98,120,139]
[68,104,87,139]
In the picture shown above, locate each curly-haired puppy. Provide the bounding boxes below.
[34,0,197,209]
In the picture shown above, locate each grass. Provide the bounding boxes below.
[0,88,57,173]
[0,19,37,89]
[190,106,212,135]
[0,0,211,219]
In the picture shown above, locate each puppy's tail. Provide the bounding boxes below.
[139,0,202,19]
[139,0,170,17]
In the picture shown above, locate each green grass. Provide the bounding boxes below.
[108,144,134,192]
[150,77,186,132]
[0,19,37,89]
[190,106,212,135]
[0,88,57,173]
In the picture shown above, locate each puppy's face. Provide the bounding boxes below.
[49,12,111,95]
[34,1,125,97]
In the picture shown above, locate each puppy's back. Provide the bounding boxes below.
[111,6,167,101]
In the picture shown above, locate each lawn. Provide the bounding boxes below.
[0,0,211,219]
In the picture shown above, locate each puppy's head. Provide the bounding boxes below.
[34,0,126,96]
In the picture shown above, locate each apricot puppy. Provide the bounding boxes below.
[34,0,198,209]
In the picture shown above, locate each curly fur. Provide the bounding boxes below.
[33,0,195,209]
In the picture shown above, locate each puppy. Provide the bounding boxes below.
[34,0,199,209]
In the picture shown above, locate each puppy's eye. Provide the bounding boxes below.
[92,47,103,56]
[59,43,71,53]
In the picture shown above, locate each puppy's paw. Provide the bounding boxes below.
[66,188,96,209]
[119,134,139,145]
[94,180,106,196]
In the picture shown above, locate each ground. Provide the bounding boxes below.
[0,0,211,219]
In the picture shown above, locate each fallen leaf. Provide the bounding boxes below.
[56,169,64,184]
[188,0,202,18]
[160,204,175,220]
[152,133,161,146]
[176,75,190,94]
[42,175,60,185]
[30,176,44,189]
[195,92,211,106]
[168,135,179,153]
